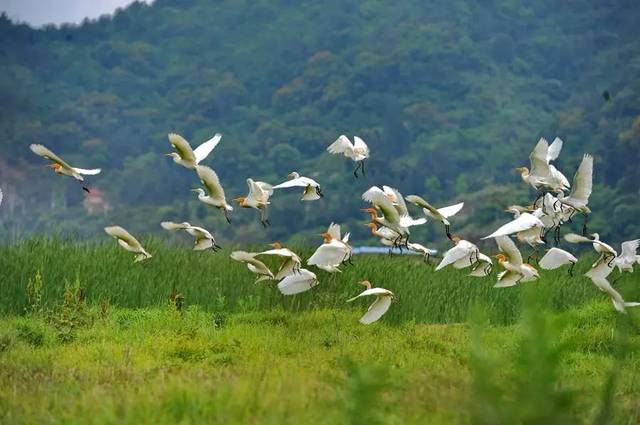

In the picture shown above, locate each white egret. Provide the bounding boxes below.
[327,135,369,178]
[539,247,578,275]
[407,242,438,263]
[493,236,539,288]
[404,195,464,240]
[256,242,302,280]
[307,224,352,273]
[564,233,617,266]
[193,165,233,223]
[585,256,640,313]
[557,154,593,234]
[160,221,221,251]
[515,137,570,195]
[346,280,394,324]
[230,250,274,283]
[272,171,323,201]
[436,237,492,277]
[361,187,414,245]
[166,132,221,169]
[30,144,101,193]
[613,240,639,273]
[234,178,274,227]
[104,226,151,263]
[366,222,397,247]
[482,211,545,241]
[277,269,319,295]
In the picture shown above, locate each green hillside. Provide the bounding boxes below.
[1,0,639,247]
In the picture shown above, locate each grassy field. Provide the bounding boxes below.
[1,239,640,423]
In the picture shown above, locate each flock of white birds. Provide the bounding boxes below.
[14,133,639,324]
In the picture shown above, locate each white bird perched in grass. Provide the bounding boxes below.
[160,221,221,251]
[307,223,352,273]
[30,144,101,193]
[104,226,152,263]
[515,137,570,195]
[346,280,394,324]
[327,134,369,178]
[407,242,438,263]
[272,171,323,201]
[539,247,578,275]
[404,195,464,240]
[193,165,233,223]
[277,268,319,295]
[482,211,545,250]
[493,236,539,288]
[234,178,274,227]
[436,236,492,277]
[230,250,274,283]
[166,132,221,169]
[557,154,594,234]
[256,242,302,280]
[584,255,640,313]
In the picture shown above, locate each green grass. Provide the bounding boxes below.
[1,238,639,325]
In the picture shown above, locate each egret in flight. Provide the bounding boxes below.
[104,226,152,263]
[515,137,570,199]
[277,269,319,295]
[539,247,578,275]
[193,165,233,223]
[307,223,352,273]
[230,251,274,283]
[160,221,221,251]
[436,236,492,277]
[256,242,302,280]
[327,135,369,178]
[30,144,101,192]
[557,154,594,234]
[166,132,222,169]
[234,178,274,227]
[272,171,323,201]
[585,254,640,313]
[347,280,394,324]
[493,236,539,287]
[404,195,464,240]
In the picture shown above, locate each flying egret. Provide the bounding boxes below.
[404,195,464,240]
[515,137,570,197]
[346,280,394,324]
[160,221,221,251]
[493,236,539,288]
[564,233,617,266]
[277,269,319,295]
[584,255,640,313]
[104,226,151,263]
[613,240,639,273]
[327,135,369,178]
[361,187,415,245]
[307,224,352,273]
[256,242,302,280]
[234,178,274,227]
[366,222,398,248]
[166,133,221,169]
[436,236,492,276]
[30,144,101,193]
[193,165,233,223]
[539,247,578,275]
[407,242,438,263]
[230,251,274,283]
[557,154,593,234]
[272,172,323,201]
[482,211,545,241]
[366,186,427,227]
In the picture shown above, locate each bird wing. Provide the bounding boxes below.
[495,236,523,266]
[168,133,196,162]
[436,243,473,271]
[327,135,353,155]
[563,233,593,244]
[549,165,570,189]
[160,221,190,230]
[405,195,439,217]
[362,186,385,202]
[327,222,342,240]
[482,213,544,239]
[193,133,222,164]
[196,166,226,200]
[248,179,273,203]
[528,137,551,179]
[620,240,640,261]
[567,154,593,203]
[539,247,577,270]
[104,226,143,250]
[399,216,427,227]
[72,167,101,175]
[437,202,464,218]
[277,269,319,295]
[494,270,521,288]
[352,136,370,156]
[547,137,563,161]
[231,251,273,276]
[272,176,317,189]
[358,296,392,324]
[307,243,348,267]
[342,233,351,244]
[193,238,213,251]
[363,188,400,223]
[407,243,437,256]
[29,144,73,169]
[585,257,614,281]
[256,248,299,260]
[347,287,394,301]
[383,186,410,216]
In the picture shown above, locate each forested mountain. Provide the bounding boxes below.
[0,0,639,248]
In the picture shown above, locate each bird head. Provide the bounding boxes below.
[358,280,372,290]
[165,152,180,160]
[233,197,247,207]
[319,232,333,243]
[191,188,204,195]
[269,242,282,249]
[287,171,300,179]
[450,235,461,244]
[493,253,507,263]
[514,166,528,174]
[47,163,62,172]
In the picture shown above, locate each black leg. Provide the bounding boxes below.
[361,160,366,176]
[223,209,231,224]
[353,162,361,178]
[568,261,575,277]
[582,213,589,236]
[82,186,90,193]
[445,224,452,241]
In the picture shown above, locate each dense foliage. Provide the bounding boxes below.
[0,0,639,248]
